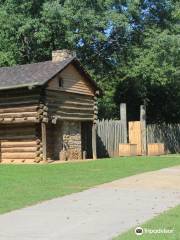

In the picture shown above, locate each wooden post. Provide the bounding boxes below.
[0,140,1,163]
[92,123,97,160]
[41,122,47,161]
[140,105,147,155]
[120,103,127,143]
[83,151,87,160]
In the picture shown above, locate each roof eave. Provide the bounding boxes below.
[0,83,41,91]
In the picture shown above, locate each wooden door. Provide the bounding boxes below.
[128,121,142,155]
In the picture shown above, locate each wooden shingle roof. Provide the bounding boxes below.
[0,57,100,92]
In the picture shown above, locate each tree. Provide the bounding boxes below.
[0,0,179,123]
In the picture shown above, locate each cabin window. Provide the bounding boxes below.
[58,76,64,88]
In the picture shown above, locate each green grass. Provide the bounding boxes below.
[0,156,180,214]
[114,204,180,240]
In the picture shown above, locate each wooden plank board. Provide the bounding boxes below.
[128,121,142,155]
[148,143,165,156]
[119,144,137,156]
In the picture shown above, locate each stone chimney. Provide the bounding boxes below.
[52,49,75,62]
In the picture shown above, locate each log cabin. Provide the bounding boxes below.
[0,50,100,163]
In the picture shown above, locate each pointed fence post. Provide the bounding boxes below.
[140,105,147,155]
[120,103,127,143]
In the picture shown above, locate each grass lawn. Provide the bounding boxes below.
[114,204,180,240]
[0,156,180,214]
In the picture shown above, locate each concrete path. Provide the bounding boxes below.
[0,166,180,240]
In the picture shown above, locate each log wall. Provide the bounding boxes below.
[0,88,48,124]
[0,124,43,164]
[44,90,96,121]
[0,88,47,164]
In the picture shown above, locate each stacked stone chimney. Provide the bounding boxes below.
[52,50,75,62]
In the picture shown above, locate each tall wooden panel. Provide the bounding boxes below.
[128,121,142,155]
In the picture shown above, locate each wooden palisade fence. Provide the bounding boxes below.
[97,121,180,158]
[96,103,127,157]
[96,103,180,158]
[96,119,125,157]
[147,123,180,153]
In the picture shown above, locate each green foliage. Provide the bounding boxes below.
[0,0,179,122]
[114,27,180,122]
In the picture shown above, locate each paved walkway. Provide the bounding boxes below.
[0,166,180,240]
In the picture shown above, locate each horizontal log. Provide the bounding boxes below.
[1,88,41,95]
[0,112,38,118]
[48,109,94,116]
[0,123,37,128]
[54,111,93,117]
[0,94,40,102]
[47,102,94,109]
[1,152,37,159]
[46,98,94,106]
[0,117,40,124]
[0,133,36,139]
[0,147,40,153]
[65,87,93,95]
[58,105,93,111]
[0,100,40,108]
[46,92,94,101]
[0,139,41,147]
[46,89,94,99]
[0,105,39,114]
[0,125,35,131]
[46,97,95,105]
[48,88,94,97]
[52,116,93,121]
[62,83,93,92]
[0,135,37,140]
[0,159,40,164]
